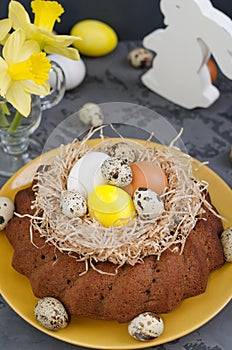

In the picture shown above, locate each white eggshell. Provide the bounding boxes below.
[220,226,232,262]
[34,297,69,331]
[48,54,86,90]
[67,152,110,197]
[0,196,15,230]
[133,188,164,220]
[128,312,164,341]
[60,190,87,218]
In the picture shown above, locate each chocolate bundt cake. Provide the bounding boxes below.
[6,186,224,323]
[5,132,225,323]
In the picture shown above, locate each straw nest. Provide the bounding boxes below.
[30,125,213,273]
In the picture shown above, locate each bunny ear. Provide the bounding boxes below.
[200,9,232,79]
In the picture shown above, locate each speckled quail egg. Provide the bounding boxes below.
[128,48,154,68]
[101,157,132,187]
[220,226,232,262]
[0,196,15,230]
[133,187,164,220]
[109,142,136,164]
[128,312,164,341]
[60,190,87,218]
[34,297,69,331]
[79,102,104,127]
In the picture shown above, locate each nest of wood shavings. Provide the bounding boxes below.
[31,125,214,272]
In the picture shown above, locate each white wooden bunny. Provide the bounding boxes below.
[142,0,232,109]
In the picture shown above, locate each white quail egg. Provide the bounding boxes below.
[34,297,69,331]
[128,312,164,341]
[60,190,87,218]
[109,141,136,163]
[133,188,164,220]
[220,226,232,262]
[79,102,104,127]
[128,48,154,68]
[101,157,132,187]
[0,196,15,230]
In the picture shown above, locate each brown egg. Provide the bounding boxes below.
[123,161,168,196]
[207,59,217,83]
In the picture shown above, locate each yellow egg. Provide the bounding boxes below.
[88,185,135,227]
[71,20,118,57]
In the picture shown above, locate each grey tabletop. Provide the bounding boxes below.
[0,41,232,350]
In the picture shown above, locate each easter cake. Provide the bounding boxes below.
[5,128,225,324]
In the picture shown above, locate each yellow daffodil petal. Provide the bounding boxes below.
[0,58,9,96]
[0,57,8,72]
[22,80,50,96]
[31,0,64,32]
[18,40,40,62]
[9,0,31,30]
[29,23,55,39]
[0,57,10,97]
[25,24,56,51]
[8,52,51,85]
[0,33,10,46]
[28,26,81,55]
[29,52,51,85]
[44,44,80,60]
[0,19,12,41]
[0,71,11,97]
[3,29,25,64]
[6,81,31,117]
[51,34,81,47]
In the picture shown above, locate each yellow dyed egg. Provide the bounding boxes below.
[71,20,118,57]
[88,185,135,227]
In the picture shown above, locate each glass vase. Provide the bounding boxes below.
[0,61,65,177]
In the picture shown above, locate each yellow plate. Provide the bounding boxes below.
[0,143,232,349]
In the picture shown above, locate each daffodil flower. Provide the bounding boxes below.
[0,18,11,43]
[0,29,51,117]
[9,0,80,60]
